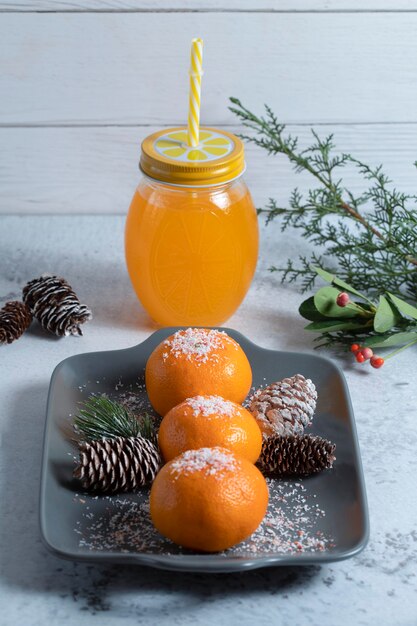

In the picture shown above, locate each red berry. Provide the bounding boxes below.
[361,347,374,360]
[370,356,384,369]
[356,352,365,363]
[336,292,350,307]
[350,343,360,353]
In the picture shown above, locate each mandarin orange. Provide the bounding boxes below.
[158,395,262,463]
[145,328,252,416]
[149,446,269,552]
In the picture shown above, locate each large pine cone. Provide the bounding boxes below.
[74,436,162,494]
[0,301,32,345]
[249,374,317,438]
[23,274,92,337]
[258,434,336,477]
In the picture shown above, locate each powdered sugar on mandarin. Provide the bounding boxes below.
[162,328,238,364]
[170,447,238,479]
[185,395,235,417]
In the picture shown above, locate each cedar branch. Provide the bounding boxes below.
[339,200,417,267]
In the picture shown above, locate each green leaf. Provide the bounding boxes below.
[333,278,372,302]
[312,266,375,305]
[305,320,368,332]
[312,266,335,283]
[362,331,417,349]
[314,286,361,318]
[298,296,327,321]
[387,293,417,321]
[374,295,400,333]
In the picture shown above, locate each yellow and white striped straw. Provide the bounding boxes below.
[187,38,204,147]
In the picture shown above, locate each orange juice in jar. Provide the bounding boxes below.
[125,38,258,326]
[125,127,259,326]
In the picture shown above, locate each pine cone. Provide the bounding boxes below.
[258,434,336,477]
[23,274,92,337]
[249,374,317,438]
[0,301,32,345]
[74,436,162,494]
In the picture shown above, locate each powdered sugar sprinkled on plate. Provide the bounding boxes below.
[74,479,334,557]
[170,447,238,479]
[70,361,334,560]
[185,395,236,417]
[163,328,237,363]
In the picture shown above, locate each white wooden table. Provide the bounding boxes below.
[1,214,416,626]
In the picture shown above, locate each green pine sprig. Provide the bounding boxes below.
[74,396,156,442]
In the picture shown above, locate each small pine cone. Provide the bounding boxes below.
[258,434,336,477]
[249,374,317,438]
[0,301,32,345]
[74,436,162,494]
[23,274,92,337]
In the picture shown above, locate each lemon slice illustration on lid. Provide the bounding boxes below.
[155,129,233,162]
[140,127,245,186]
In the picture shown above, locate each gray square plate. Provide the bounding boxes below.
[40,327,369,573]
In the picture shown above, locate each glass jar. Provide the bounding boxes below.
[125,127,259,326]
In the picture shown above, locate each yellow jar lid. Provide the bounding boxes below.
[140,127,245,186]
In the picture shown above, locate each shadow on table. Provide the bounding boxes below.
[0,382,322,617]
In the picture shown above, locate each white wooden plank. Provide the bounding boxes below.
[1,123,416,214]
[1,13,417,126]
[1,1,417,12]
